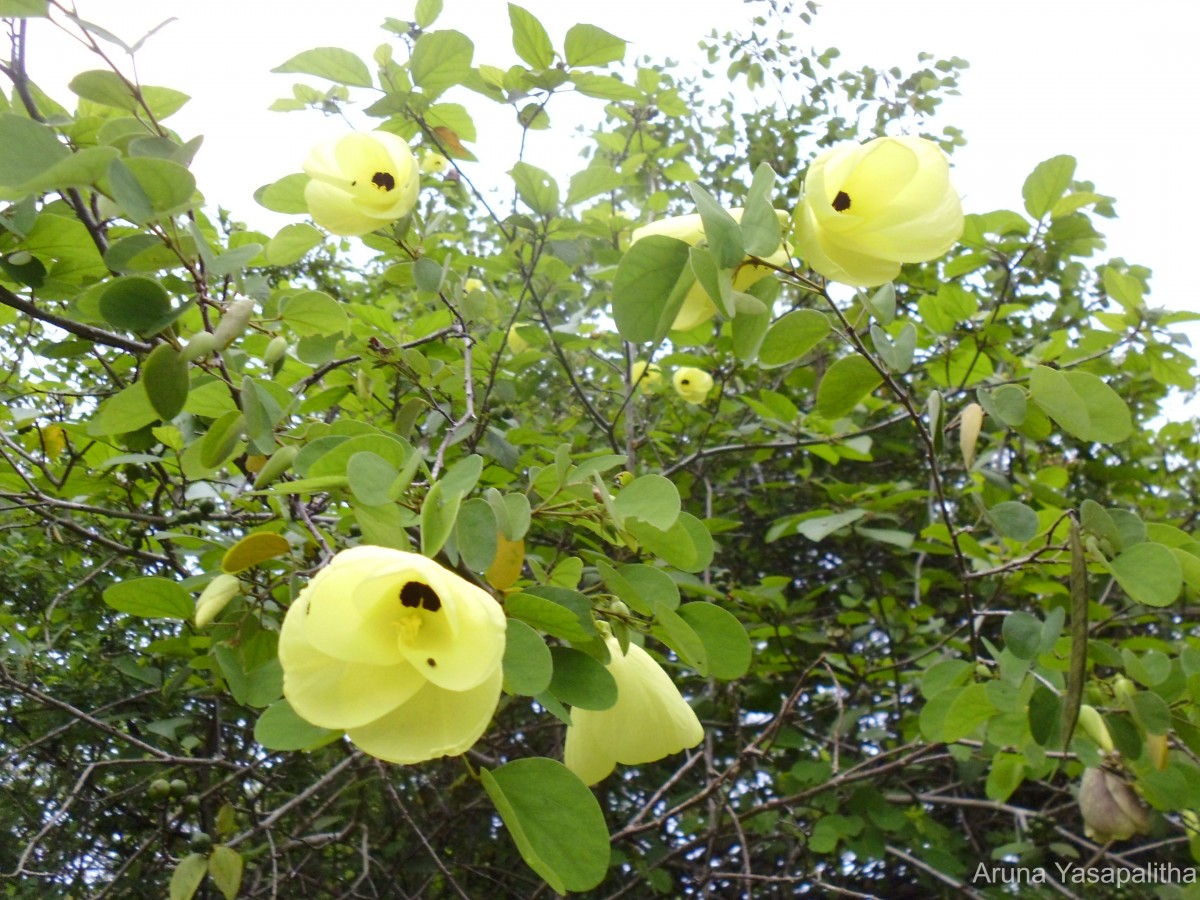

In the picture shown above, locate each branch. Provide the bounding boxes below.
[0,285,150,354]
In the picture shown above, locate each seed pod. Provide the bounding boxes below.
[195,574,240,627]
[1078,767,1150,842]
[211,296,256,350]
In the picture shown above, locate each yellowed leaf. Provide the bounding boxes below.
[485,535,524,591]
[222,532,291,574]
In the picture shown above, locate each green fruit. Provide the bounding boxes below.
[188,831,212,852]
[183,794,201,813]
[148,778,172,801]
[169,778,188,798]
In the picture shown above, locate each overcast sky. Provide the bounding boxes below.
[21,1,1199,342]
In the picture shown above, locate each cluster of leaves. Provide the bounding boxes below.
[4,0,1200,897]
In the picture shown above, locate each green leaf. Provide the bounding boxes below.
[677,601,751,679]
[88,382,160,436]
[0,114,68,190]
[566,165,625,205]
[421,481,462,557]
[104,576,193,619]
[1131,690,1171,735]
[207,846,243,900]
[611,474,680,531]
[272,47,373,88]
[1022,155,1076,219]
[346,451,398,505]
[987,501,1039,542]
[254,699,340,750]
[611,235,693,343]
[116,157,195,216]
[98,276,170,333]
[69,70,189,117]
[740,163,781,257]
[169,853,207,900]
[757,309,830,368]
[200,410,246,469]
[456,497,498,572]
[549,646,617,710]
[985,752,1025,803]
[106,158,154,223]
[815,356,883,418]
[625,512,713,573]
[652,604,707,673]
[506,591,595,642]
[414,0,443,28]
[688,182,743,269]
[481,758,609,894]
[282,290,349,337]
[502,619,553,696]
[1028,366,1132,443]
[563,23,626,67]
[1002,611,1042,661]
[0,0,49,15]
[508,4,555,68]
[410,30,474,97]
[255,173,309,214]
[509,161,559,216]
[1110,542,1183,607]
[941,683,997,742]
[266,223,323,265]
[141,343,189,421]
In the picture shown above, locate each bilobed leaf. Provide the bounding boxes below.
[222,532,290,573]
[267,223,323,265]
[88,382,160,436]
[985,752,1025,803]
[510,161,559,216]
[98,276,171,332]
[120,157,195,215]
[611,474,680,531]
[548,646,617,710]
[105,158,154,223]
[987,501,1039,542]
[0,114,68,189]
[1029,366,1132,443]
[1002,611,1042,661]
[563,23,626,67]
[282,290,349,336]
[169,854,207,900]
[758,309,830,368]
[506,591,594,642]
[689,182,744,268]
[481,759,609,894]
[141,343,189,421]
[456,497,498,572]
[941,683,997,742]
[1110,541,1183,607]
[421,480,462,557]
[508,4,554,68]
[677,602,751,679]
[815,356,883,418]
[346,451,398,505]
[652,603,707,673]
[1022,154,1076,219]
[200,410,246,469]
[567,165,625,205]
[410,30,474,97]
[207,846,243,900]
[104,577,193,619]
[255,173,309,214]
[502,619,553,695]
[611,235,693,343]
[272,47,373,88]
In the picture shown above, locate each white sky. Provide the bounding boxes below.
[20,0,1200,355]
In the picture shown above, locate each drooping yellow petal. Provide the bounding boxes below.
[564,637,704,786]
[280,591,425,729]
[348,666,504,764]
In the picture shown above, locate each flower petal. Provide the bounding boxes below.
[280,591,425,729]
[302,546,412,666]
[564,638,703,786]
[347,666,503,763]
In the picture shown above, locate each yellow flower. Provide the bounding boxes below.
[794,135,963,287]
[278,546,506,764]
[673,367,713,404]
[630,360,661,392]
[303,132,420,236]
[507,323,531,354]
[420,149,451,175]
[631,207,790,331]
[464,277,484,293]
[564,636,703,786]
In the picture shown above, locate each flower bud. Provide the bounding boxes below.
[959,402,984,470]
[253,444,299,489]
[1078,767,1150,843]
[263,335,289,367]
[1077,704,1114,753]
[195,573,240,627]
[181,332,217,362]
[420,149,450,175]
[212,296,255,350]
